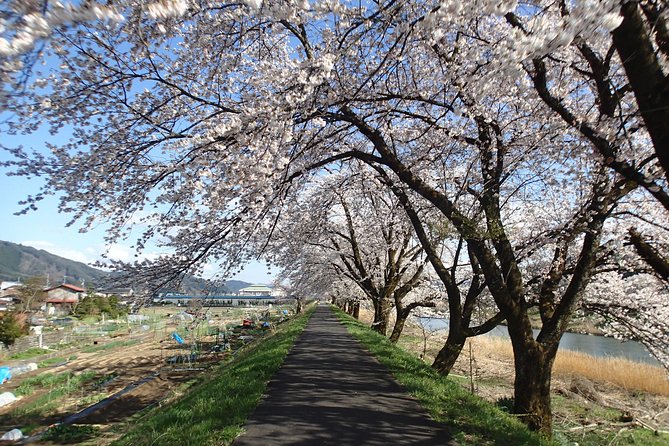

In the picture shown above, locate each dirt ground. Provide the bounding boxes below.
[0,308,270,443]
[2,306,666,444]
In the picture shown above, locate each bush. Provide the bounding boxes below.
[75,294,127,320]
[0,312,27,347]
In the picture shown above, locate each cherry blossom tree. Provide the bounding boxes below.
[268,169,435,341]
[581,197,669,370]
[2,0,668,437]
[499,2,669,287]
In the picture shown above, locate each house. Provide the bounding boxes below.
[44,283,85,315]
[0,282,21,311]
[153,292,275,307]
[238,285,272,296]
[97,288,134,298]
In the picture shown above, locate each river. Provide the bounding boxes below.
[418,317,660,366]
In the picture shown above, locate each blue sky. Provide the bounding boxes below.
[0,130,275,285]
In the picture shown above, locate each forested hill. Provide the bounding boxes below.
[0,240,253,293]
[0,240,106,285]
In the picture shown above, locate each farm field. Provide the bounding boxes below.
[0,305,291,444]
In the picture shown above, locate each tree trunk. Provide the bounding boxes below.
[389,309,408,343]
[372,297,390,336]
[612,2,669,183]
[511,336,557,437]
[432,329,466,376]
[295,298,303,314]
[352,301,360,319]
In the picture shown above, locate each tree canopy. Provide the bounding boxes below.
[2,0,668,436]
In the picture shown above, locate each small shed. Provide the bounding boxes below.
[45,284,85,315]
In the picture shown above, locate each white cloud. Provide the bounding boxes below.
[22,240,97,265]
[105,243,134,263]
[104,243,163,263]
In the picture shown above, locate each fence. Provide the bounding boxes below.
[0,329,112,356]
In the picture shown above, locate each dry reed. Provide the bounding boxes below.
[465,335,669,396]
[350,307,669,395]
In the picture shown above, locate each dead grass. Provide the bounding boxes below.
[412,327,669,396]
[354,306,669,395]
[456,335,669,396]
[552,350,669,396]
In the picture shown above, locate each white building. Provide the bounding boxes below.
[238,285,272,296]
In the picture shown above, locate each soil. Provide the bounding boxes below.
[0,312,255,443]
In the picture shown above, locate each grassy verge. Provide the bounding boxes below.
[15,371,96,399]
[332,307,552,446]
[7,347,51,360]
[112,306,315,446]
[80,339,139,353]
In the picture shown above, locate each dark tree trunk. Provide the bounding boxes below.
[372,297,390,336]
[432,329,466,375]
[352,301,360,319]
[295,298,303,314]
[389,301,434,343]
[612,2,669,182]
[510,332,558,437]
[389,310,408,343]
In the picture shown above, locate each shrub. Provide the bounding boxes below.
[0,312,27,347]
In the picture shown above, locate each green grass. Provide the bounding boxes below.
[37,356,69,368]
[112,306,315,446]
[551,395,669,445]
[332,307,553,446]
[554,424,669,446]
[8,347,50,360]
[6,370,99,424]
[80,339,139,353]
[42,424,100,444]
[15,370,97,397]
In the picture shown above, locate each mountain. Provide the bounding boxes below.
[179,277,252,294]
[0,240,255,293]
[0,240,107,286]
[219,280,255,293]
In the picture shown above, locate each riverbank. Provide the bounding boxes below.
[398,322,669,445]
[356,308,669,444]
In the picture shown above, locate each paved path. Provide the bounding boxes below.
[233,305,455,445]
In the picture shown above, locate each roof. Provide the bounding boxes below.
[46,283,85,293]
[1,282,21,290]
[239,285,272,292]
[157,294,274,300]
[98,288,133,294]
[46,297,79,304]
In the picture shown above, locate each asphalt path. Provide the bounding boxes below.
[233,304,455,445]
